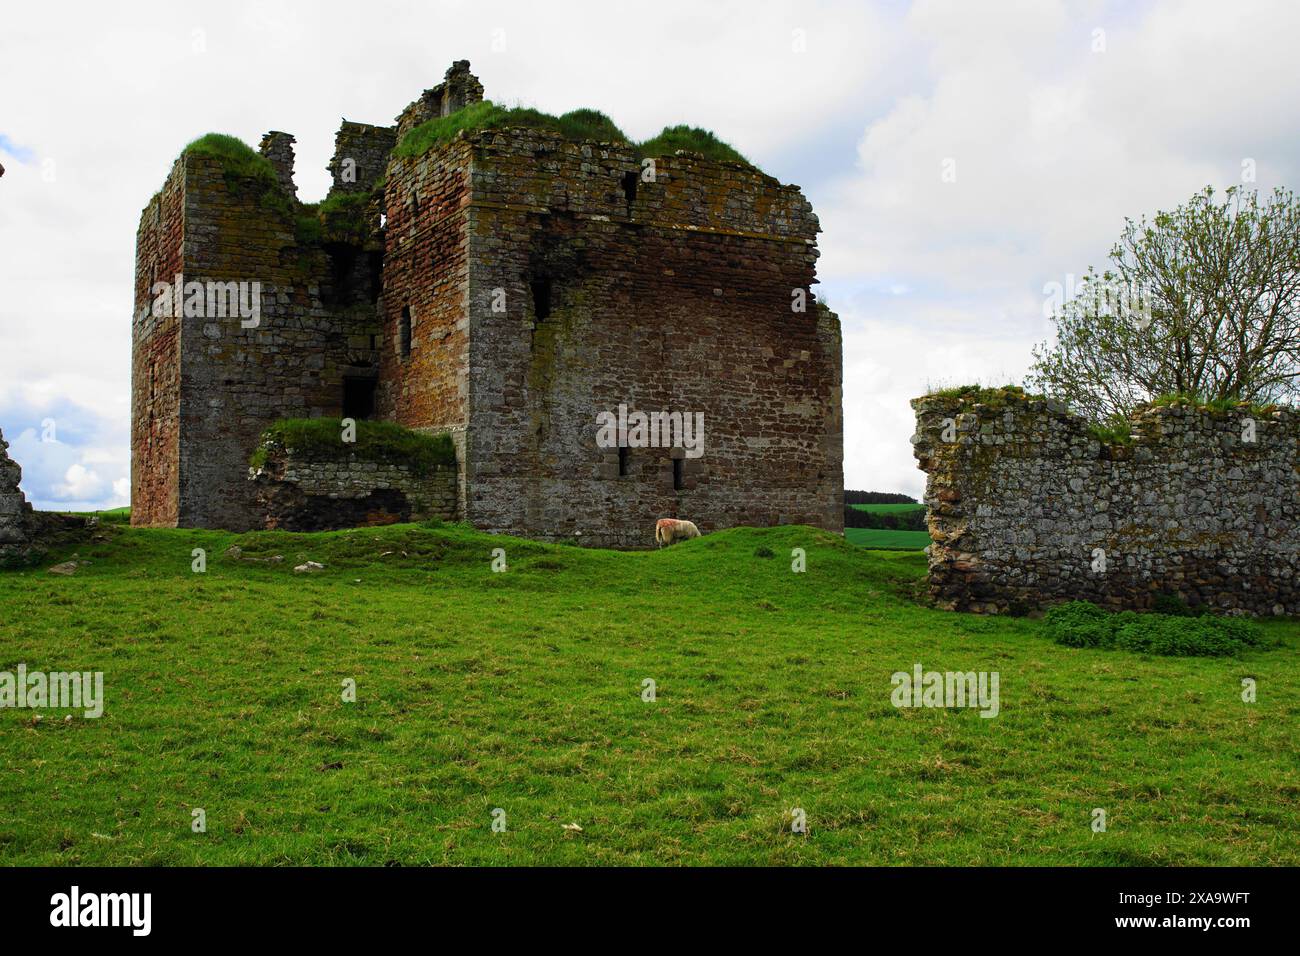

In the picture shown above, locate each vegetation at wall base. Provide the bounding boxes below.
[250,419,455,472]
[2,521,1295,865]
[1044,601,1270,657]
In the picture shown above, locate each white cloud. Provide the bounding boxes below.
[2,0,1298,509]
[819,0,1300,496]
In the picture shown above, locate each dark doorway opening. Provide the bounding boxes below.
[343,376,377,420]
[621,170,638,206]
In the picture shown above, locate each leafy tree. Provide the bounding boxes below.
[1027,186,1300,421]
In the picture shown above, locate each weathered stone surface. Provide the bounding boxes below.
[912,390,1300,615]
[250,445,457,532]
[132,61,844,548]
[0,430,92,569]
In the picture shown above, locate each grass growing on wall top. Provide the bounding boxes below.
[393,101,630,158]
[637,125,751,166]
[183,133,279,186]
[1145,392,1277,416]
[393,101,755,168]
[250,419,456,473]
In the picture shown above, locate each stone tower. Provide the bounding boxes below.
[131,62,843,544]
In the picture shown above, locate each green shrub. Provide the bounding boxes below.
[250,419,456,473]
[1043,601,1265,657]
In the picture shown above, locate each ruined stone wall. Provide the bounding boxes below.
[250,448,458,531]
[912,389,1300,615]
[0,430,38,567]
[458,128,842,547]
[395,60,484,139]
[328,122,397,194]
[0,431,86,568]
[133,152,382,530]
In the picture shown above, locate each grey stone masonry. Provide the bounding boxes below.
[250,446,459,532]
[0,429,89,568]
[0,429,37,565]
[912,388,1300,616]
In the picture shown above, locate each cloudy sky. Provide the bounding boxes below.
[2,0,1298,510]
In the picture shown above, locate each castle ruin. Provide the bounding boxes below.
[131,61,843,547]
[912,388,1300,615]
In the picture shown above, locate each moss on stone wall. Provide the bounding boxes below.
[250,419,456,473]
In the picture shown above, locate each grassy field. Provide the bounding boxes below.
[844,527,931,550]
[849,503,926,515]
[1,520,1297,866]
[846,503,930,550]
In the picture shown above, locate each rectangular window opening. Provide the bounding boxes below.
[672,457,684,491]
[342,376,377,420]
[530,277,552,321]
[618,445,630,477]
[400,306,412,359]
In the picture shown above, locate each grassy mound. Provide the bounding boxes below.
[183,134,279,186]
[393,101,754,169]
[250,419,455,472]
[1044,600,1268,657]
[637,125,751,165]
[393,101,630,158]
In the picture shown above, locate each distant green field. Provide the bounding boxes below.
[60,507,131,524]
[849,503,925,514]
[844,527,930,550]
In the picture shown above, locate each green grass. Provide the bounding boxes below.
[1146,392,1275,417]
[250,419,455,472]
[183,134,279,187]
[850,503,925,516]
[636,125,751,165]
[393,100,753,168]
[1,521,1296,866]
[1045,602,1268,657]
[844,527,931,551]
[393,101,630,158]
